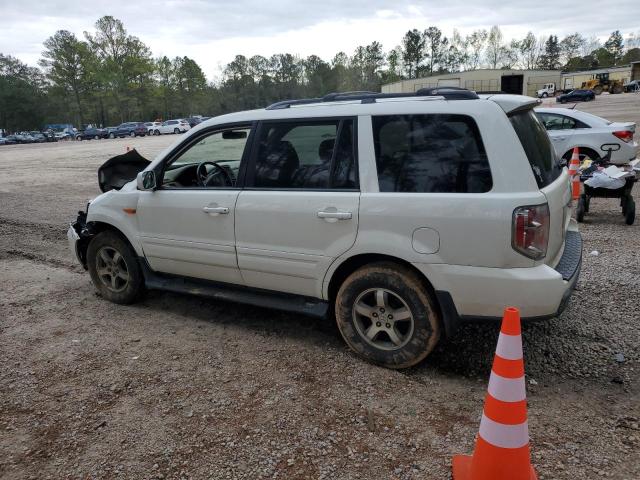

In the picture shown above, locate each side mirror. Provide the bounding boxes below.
[137,170,156,191]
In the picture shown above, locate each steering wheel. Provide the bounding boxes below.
[196,161,234,187]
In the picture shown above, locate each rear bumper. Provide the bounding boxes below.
[419,231,582,337]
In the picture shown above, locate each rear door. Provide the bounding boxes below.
[536,112,576,158]
[235,118,359,298]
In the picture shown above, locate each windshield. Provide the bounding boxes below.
[509,109,561,188]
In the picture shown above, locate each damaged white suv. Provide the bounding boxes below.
[68,89,582,369]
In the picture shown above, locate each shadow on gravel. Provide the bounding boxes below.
[136,289,345,348]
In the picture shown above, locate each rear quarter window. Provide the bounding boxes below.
[372,114,492,193]
[509,109,561,188]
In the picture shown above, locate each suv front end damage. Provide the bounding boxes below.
[67,208,97,269]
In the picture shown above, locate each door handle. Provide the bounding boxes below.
[203,206,229,214]
[317,210,352,220]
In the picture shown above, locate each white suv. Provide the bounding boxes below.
[68,89,582,369]
[153,119,191,135]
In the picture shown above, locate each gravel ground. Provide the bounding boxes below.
[1,97,639,480]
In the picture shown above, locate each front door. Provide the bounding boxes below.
[137,124,252,283]
[235,118,360,298]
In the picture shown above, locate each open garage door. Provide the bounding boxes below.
[501,75,524,94]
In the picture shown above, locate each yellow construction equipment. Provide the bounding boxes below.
[581,72,624,95]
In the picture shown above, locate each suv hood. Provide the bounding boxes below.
[98,148,150,193]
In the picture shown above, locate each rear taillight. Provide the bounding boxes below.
[612,130,633,143]
[512,204,550,260]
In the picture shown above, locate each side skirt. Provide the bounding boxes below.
[139,259,329,319]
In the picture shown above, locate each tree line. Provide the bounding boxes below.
[1,16,639,132]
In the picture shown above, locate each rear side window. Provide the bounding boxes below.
[251,119,357,189]
[509,110,561,188]
[372,114,492,193]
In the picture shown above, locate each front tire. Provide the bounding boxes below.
[87,231,144,304]
[174,128,180,134]
[109,133,115,139]
[154,129,160,135]
[129,131,135,137]
[335,262,440,369]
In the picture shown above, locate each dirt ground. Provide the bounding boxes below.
[1,95,639,480]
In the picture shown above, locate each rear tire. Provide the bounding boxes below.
[154,129,160,135]
[87,231,144,305]
[174,128,180,134]
[335,262,440,369]
[129,131,135,137]
[109,132,115,139]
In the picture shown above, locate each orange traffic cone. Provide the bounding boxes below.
[572,174,581,200]
[568,147,581,200]
[452,307,537,480]
[568,147,580,176]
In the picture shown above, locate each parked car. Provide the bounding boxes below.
[536,107,638,165]
[15,132,35,143]
[144,122,162,135]
[624,80,640,93]
[42,130,58,142]
[153,119,191,135]
[76,127,108,140]
[186,116,203,128]
[68,89,582,369]
[2,135,18,145]
[556,89,595,103]
[105,127,119,139]
[28,131,47,143]
[113,122,147,138]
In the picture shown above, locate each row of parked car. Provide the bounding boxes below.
[78,117,209,141]
[0,116,210,146]
[0,131,58,145]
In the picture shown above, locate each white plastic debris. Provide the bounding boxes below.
[590,250,599,256]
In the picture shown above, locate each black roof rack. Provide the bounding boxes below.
[265,87,479,110]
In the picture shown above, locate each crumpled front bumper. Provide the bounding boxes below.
[67,224,81,264]
[67,210,92,269]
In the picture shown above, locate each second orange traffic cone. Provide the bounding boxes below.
[452,307,538,480]
[569,147,581,200]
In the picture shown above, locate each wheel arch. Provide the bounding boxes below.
[326,252,444,315]
[562,145,600,161]
[77,221,139,268]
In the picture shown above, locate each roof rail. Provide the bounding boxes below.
[265,87,479,110]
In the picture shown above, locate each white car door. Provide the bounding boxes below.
[537,112,576,159]
[136,124,253,283]
[235,118,359,298]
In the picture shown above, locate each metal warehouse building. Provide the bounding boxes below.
[381,69,562,97]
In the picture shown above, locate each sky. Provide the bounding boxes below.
[0,1,638,79]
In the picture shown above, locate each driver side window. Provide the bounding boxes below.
[162,127,251,189]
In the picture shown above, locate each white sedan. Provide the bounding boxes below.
[535,107,638,165]
[152,119,191,135]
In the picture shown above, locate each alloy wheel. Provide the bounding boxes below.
[352,288,414,351]
[95,246,130,293]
